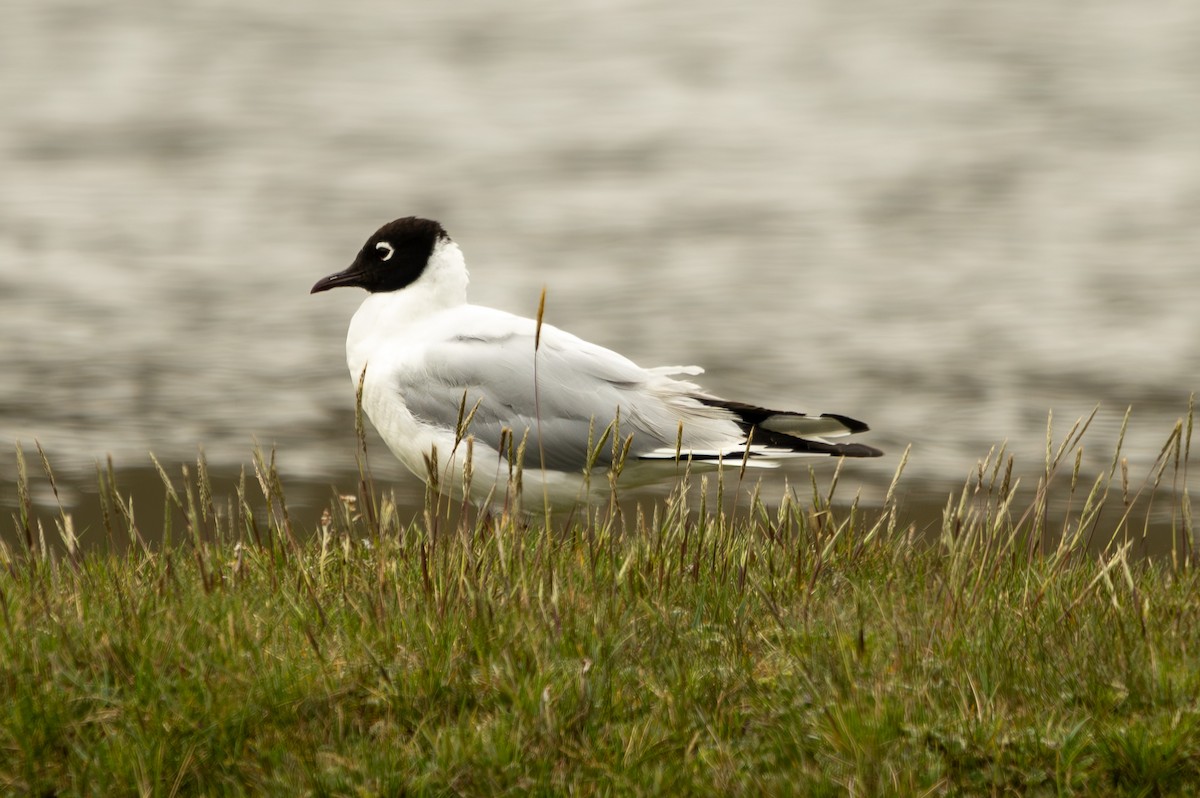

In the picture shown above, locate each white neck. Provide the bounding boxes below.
[414,238,470,307]
[345,239,469,377]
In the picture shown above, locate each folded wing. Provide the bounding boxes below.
[396,315,880,471]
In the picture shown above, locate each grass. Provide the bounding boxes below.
[0,401,1196,796]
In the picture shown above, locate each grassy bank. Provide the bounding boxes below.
[1,407,1196,795]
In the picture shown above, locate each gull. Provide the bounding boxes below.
[312,217,882,509]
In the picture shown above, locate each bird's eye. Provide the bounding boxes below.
[375,241,394,261]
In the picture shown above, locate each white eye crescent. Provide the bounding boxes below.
[375,241,394,261]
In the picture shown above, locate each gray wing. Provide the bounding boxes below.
[396,327,736,471]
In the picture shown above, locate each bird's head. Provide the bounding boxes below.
[311,217,451,295]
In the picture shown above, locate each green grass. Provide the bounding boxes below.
[1,403,1196,796]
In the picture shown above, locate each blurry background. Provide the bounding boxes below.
[2,0,1198,531]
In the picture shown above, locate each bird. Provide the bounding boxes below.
[312,216,882,510]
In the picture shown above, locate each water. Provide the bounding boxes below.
[3,0,1198,539]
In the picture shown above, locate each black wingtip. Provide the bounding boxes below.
[764,436,884,458]
[831,442,885,458]
[696,397,882,457]
[819,412,871,434]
